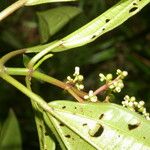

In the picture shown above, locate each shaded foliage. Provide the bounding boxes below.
[0,0,150,149]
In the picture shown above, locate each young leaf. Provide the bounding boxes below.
[23,54,31,67]
[37,6,81,43]
[25,0,78,6]
[46,101,150,150]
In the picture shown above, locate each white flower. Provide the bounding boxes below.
[73,66,80,76]
[99,73,106,82]
[84,90,98,102]
[116,69,122,75]
[122,71,128,77]
[106,74,113,81]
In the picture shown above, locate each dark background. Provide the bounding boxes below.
[0,0,150,149]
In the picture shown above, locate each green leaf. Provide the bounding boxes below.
[25,0,78,6]
[87,48,116,64]
[46,101,150,150]
[37,6,81,43]
[0,110,22,150]
[26,0,150,53]
[35,111,55,150]
[128,55,150,75]
[23,54,31,67]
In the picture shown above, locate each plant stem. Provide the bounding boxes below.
[93,76,120,95]
[0,72,82,131]
[0,72,53,113]
[27,41,61,69]
[25,72,45,150]
[93,84,108,95]
[0,0,27,22]
[6,67,86,102]
[0,49,26,65]
[67,88,84,103]
[6,67,69,89]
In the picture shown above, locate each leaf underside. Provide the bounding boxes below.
[26,0,150,53]
[45,101,150,150]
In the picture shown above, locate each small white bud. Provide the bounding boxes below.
[118,82,124,88]
[142,108,146,114]
[115,87,121,93]
[89,90,94,97]
[79,84,84,90]
[77,75,84,81]
[74,66,80,76]
[106,74,113,81]
[124,95,130,101]
[84,95,89,99]
[116,69,121,75]
[67,76,72,81]
[139,101,145,106]
[113,81,118,86]
[128,102,134,107]
[109,84,114,89]
[90,96,98,102]
[144,113,149,117]
[99,73,106,82]
[122,71,128,77]
[146,116,150,120]
[133,101,138,106]
[137,103,142,108]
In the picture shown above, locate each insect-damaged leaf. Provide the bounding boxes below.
[26,0,150,53]
[45,101,150,150]
[44,112,95,150]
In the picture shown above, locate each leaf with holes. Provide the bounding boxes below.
[26,0,150,53]
[45,101,150,150]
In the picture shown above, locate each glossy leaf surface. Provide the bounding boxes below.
[46,101,150,150]
[26,0,150,53]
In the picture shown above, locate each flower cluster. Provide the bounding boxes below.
[116,69,128,79]
[99,69,128,93]
[84,90,98,102]
[66,67,84,90]
[122,95,150,120]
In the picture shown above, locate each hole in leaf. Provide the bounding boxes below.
[89,123,104,137]
[128,123,139,130]
[59,123,64,126]
[99,113,104,119]
[82,123,88,126]
[62,106,66,109]
[133,3,137,5]
[105,19,110,23]
[65,134,71,138]
[129,7,138,13]
[91,35,97,39]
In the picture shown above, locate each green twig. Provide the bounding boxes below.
[0,0,27,22]
[0,49,26,65]
[27,41,61,70]
[6,67,86,102]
